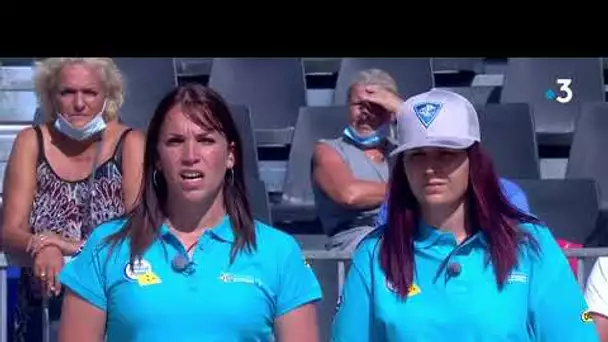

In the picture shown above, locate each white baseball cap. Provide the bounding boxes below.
[390,88,480,157]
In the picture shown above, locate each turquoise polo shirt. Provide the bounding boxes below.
[331,222,598,342]
[59,216,323,342]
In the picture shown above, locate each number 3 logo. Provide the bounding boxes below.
[556,78,573,104]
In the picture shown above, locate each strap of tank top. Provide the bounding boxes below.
[32,126,45,165]
[82,134,104,237]
[113,128,134,168]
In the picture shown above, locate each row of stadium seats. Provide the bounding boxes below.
[1,57,607,342]
[0,58,607,248]
[182,58,607,150]
[3,58,605,148]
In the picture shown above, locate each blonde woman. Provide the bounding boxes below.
[1,58,145,342]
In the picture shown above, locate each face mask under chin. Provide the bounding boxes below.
[54,101,108,141]
[343,124,389,149]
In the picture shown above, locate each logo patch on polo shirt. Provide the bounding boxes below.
[137,272,162,286]
[582,310,593,323]
[219,272,263,287]
[386,279,421,297]
[125,259,152,280]
[124,259,162,286]
[507,272,528,284]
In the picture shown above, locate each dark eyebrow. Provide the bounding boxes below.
[165,130,215,138]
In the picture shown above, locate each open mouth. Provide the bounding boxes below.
[180,171,204,180]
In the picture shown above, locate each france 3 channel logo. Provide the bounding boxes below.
[544,78,573,104]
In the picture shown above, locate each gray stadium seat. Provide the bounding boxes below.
[208,58,307,146]
[333,58,434,105]
[500,58,605,146]
[113,58,177,131]
[477,103,540,179]
[246,176,272,225]
[0,65,35,90]
[432,58,484,74]
[0,91,37,123]
[273,106,349,223]
[441,86,495,105]
[566,102,608,246]
[511,178,600,245]
[228,104,260,181]
[567,101,608,211]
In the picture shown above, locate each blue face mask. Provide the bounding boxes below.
[343,124,389,149]
[54,101,107,141]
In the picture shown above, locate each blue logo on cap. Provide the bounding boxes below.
[413,102,442,128]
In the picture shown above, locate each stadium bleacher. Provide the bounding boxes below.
[1,57,607,342]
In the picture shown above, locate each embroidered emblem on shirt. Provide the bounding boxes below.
[581,310,593,323]
[124,259,153,280]
[507,272,528,284]
[413,102,443,128]
[386,279,421,297]
[124,259,162,286]
[137,272,162,286]
[218,272,261,286]
[407,284,422,296]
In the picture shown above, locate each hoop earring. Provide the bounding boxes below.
[153,169,160,188]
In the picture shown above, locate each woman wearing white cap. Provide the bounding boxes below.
[331,88,598,341]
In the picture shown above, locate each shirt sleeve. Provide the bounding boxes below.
[58,227,109,312]
[375,199,389,227]
[526,225,599,341]
[275,237,323,317]
[331,238,382,342]
[585,257,608,317]
[500,178,531,213]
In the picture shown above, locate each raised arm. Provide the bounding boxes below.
[312,142,386,210]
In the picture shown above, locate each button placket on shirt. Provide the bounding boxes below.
[184,232,215,292]
[443,238,481,295]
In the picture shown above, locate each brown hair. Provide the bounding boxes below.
[105,83,256,264]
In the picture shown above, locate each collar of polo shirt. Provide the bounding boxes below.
[159,215,235,243]
[414,221,488,249]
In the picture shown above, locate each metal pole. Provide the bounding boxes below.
[337,261,345,296]
[42,297,50,342]
[0,268,7,342]
[577,258,585,288]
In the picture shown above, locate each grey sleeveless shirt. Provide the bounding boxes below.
[312,137,392,237]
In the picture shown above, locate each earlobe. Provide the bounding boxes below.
[227,142,236,169]
[227,153,235,169]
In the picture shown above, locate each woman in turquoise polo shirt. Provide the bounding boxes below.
[332,87,598,341]
[57,83,323,342]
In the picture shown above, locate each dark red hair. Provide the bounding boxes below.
[381,142,540,298]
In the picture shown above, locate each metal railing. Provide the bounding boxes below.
[1,248,607,342]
